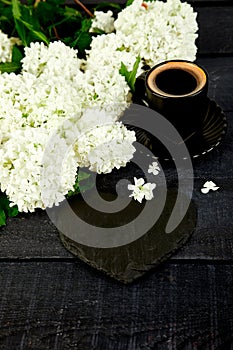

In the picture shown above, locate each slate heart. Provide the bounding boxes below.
[58,186,197,284]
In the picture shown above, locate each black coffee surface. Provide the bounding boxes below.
[155,68,197,95]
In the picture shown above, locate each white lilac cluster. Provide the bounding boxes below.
[90,0,198,69]
[0,127,78,212]
[90,10,115,34]
[73,120,136,173]
[114,0,198,66]
[0,42,135,212]
[84,33,136,113]
[60,108,136,174]
[0,30,21,63]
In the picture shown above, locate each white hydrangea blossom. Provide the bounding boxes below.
[0,41,136,212]
[21,41,82,78]
[75,121,136,173]
[114,0,198,66]
[0,30,21,63]
[90,10,115,33]
[60,108,136,174]
[0,127,78,212]
[85,33,140,111]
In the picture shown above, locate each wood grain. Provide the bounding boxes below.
[0,172,233,262]
[0,262,233,349]
[0,0,233,347]
[196,7,233,55]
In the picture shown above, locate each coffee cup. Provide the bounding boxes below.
[134,60,209,142]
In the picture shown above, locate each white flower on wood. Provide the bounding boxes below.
[148,161,160,176]
[201,181,219,194]
[128,177,156,203]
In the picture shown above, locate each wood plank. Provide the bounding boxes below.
[0,211,72,259]
[197,57,233,112]
[0,261,233,349]
[195,7,233,55]
[0,174,233,261]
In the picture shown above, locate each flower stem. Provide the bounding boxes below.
[53,26,60,40]
[73,0,94,18]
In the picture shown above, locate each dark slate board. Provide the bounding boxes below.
[58,189,197,283]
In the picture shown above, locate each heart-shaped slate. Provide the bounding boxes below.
[58,185,197,283]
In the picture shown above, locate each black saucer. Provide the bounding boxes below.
[130,98,227,161]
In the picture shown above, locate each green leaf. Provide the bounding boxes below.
[119,56,141,93]
[0,192,18,227]
[12,45,23,63]
[78,170,91,182]
[89,27,105,35]
[12,0,49,46]
[66,170,93,198]
[12,0,21,19]
[14,18,27,46]
[0,210,6,227]
[95,2,122,11]
[0,43,24,74]
[63,6,82,18]
[70,31,92,55]
[0,61,21,73]
[126,0,134,7]
[81,18,92,32]
[7,205,18,218]
[20,18,49,44]
[12,0,27,46]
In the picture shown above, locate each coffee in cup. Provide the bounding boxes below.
[135,60,209,142]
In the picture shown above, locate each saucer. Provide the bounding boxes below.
[130,97,227,161]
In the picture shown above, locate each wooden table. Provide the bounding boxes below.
[0,0,233,349]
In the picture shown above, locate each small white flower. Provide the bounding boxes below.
[148,161,160,175]
[201,181,219,194]
[90,10,115,34]
[0,30,21,63]
[128,177,156,203]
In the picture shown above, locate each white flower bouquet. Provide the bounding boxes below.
[0,0,198,225]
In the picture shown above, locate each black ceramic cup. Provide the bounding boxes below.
[135,60,209,141]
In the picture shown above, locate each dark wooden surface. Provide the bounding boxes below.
[0,0,233,349]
